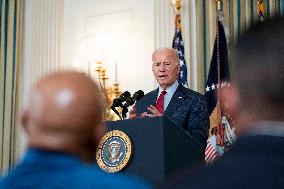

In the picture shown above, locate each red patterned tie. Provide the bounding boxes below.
[156,90,167,113]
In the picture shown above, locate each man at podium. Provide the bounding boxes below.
[129,47,209,149]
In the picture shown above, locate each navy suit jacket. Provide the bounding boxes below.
[163,134,284,189]
[136,84,209,149]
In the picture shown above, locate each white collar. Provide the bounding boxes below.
[158,80,179,95]
[246,120,284,138]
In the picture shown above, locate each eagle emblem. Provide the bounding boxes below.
[96,130,132,173]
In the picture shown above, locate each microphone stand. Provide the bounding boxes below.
[122,106,129,120]
[111,107,122,120]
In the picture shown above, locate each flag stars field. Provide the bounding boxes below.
[206,82,231,92]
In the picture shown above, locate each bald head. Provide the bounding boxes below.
[232,17,284,116]
[22,71,106,163]
[221,17,284,134]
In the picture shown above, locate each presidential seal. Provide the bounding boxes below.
[96,130,132,173]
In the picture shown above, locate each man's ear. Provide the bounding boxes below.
[220,85,240,120]
[21,110,30,134]
[176,64,180,75]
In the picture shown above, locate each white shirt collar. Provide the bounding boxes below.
[157,81,179,110]
[246,120,284,138]
[158,80,179,96]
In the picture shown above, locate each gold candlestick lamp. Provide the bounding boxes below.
[95,61,122,121]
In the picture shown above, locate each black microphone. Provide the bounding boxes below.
[111,91,131,109]
[123,90,144,108]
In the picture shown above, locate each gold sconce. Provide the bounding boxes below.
[95,61,122,121]
[216,0,221,11]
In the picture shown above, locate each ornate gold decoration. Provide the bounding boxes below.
[216,0,221,11]
[171,0,182,14]
[95,61,121,121]
[96,130,132,173]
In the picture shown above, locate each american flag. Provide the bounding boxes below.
[172,14,188,87]
[205,14,235,164]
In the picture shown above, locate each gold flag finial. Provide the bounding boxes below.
[216,0,221,11]
[171,0,181,14]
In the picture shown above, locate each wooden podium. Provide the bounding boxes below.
[106,117,204,184]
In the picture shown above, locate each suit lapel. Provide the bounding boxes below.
[149,88,159,107]
[164,85,187,116]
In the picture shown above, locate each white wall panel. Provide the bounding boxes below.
[63,0,155,94]
[20,0,63,156]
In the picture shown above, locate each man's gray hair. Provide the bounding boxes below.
[152,47,180,66]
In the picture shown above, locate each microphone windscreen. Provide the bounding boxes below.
[111,91,131,108]
[122,90,144,108]
[119,91,131,102]
[134,90,144,100]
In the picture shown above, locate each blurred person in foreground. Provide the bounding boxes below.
[159,17,284,189]
[129,47,209,149]
[0,71,151,189]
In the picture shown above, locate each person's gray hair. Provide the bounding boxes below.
[152,47,180,66]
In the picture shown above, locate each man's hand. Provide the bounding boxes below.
[128,105,137,119]
[145,105,163,117]
[131,105,163,119]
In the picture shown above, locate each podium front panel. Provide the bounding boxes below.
[106,117,204,183]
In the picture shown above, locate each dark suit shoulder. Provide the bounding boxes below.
[164,136,284,189]
[177,85,206,103]
[137,89,157,104]
[178,85,204,98]
[142,89,158,98]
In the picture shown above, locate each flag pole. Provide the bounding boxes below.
[216,0,221,122]
[172,0,182,31]
[216,0,221,11]
[171,0,188,87]
[216,0,224,146]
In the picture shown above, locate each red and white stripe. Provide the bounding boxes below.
[205,139,219,164]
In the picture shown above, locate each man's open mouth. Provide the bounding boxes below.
[158,75,166,79]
